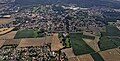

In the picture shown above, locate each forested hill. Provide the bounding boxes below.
[14,0,120,8]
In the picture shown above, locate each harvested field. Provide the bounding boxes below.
[83,31,95,40]
[88,26,100,33]
[3,39,21,45]
[61,48,75,58]
[0,31,17,39]
[0,18,15,24]
[117,26,120,30]
[0,27,15,35]
[18,37,52,47]
[83,37,100,52]
[0,40,6,48]
[14,29,36,39]
[83,31,95,37]
[51,33,63,51]
[99,48,120,61]
[68,54,94,61]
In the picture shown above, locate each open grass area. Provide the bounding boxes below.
[70,32,95,55]
[14,29,45,39]
[91,53,104,61]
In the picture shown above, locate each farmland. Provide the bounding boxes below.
[14,29,45,39]
[68,54,94,61]
[0,18,15,24]
[101,25,120,36]
[99,48,120,61]
[70,32,95,55]
[0,27,15,35]
[99,25,120,51]
[0,31,17,39]
[98,37,117,51]
[82,35,95,40]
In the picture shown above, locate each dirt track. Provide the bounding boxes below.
[99,48,120,61]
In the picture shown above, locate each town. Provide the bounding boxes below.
[0,0,120,61]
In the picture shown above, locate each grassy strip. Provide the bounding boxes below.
[65,38,70,48]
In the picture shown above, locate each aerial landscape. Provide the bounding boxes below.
[0,0,120,61]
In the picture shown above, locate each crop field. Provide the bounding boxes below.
[98,37,117,51]
[14,29,36,39]
[99,48,120,61]
[70,32,95,55]
[51,33,63,51]
[91,53,104,61]
[101,25,120,36]
[68,54,94,61]
[61,48,75,58]
[14,29,45,39]
[0,40,6,48]
[0,27,15,35]
[82,35,95,40]
[83,37,100,52]
[111,38,120,46]
[0,31,17,39]
[0,18,15,24]
[99,25,120,51]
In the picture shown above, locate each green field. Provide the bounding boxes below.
[82,35,95,40]
[99,25,120,51]
[14,29,45,39]
[111,38,120,46]
[91,53,104,61]
[70,32,95,55]
[101,25,120,36]
[98,37,117,51]
[65,38,70,48]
